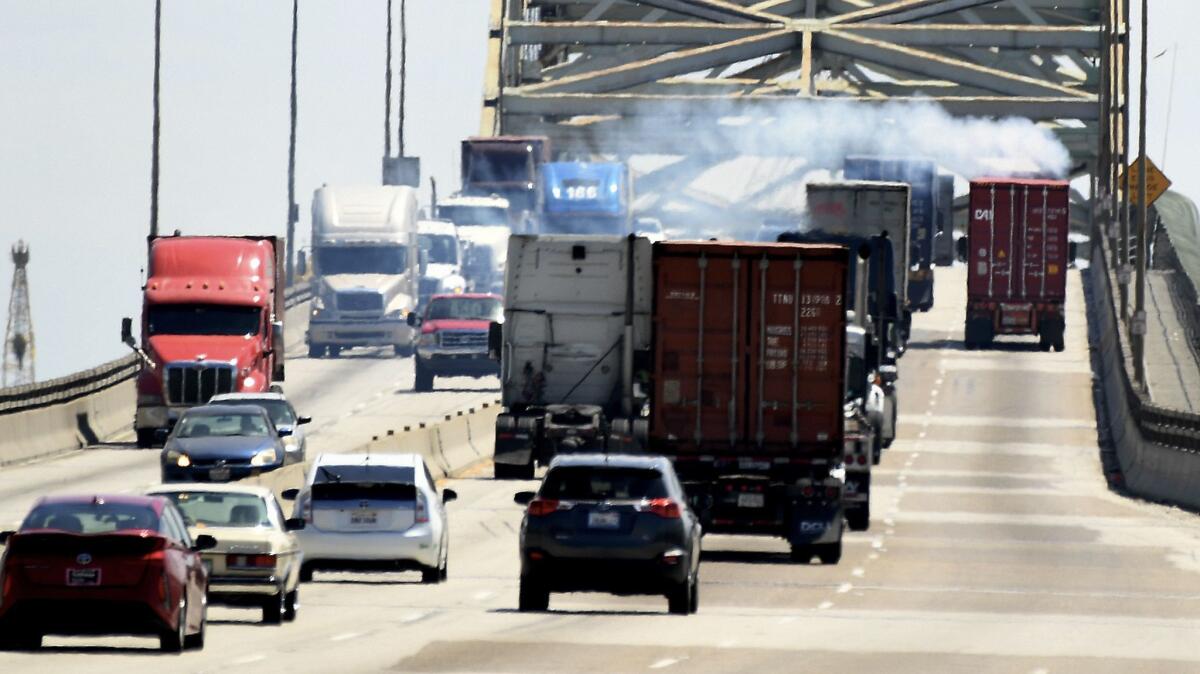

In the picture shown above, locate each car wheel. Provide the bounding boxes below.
[263,590,285,624]
[0,630,42,651]
[789,544,814,563]
[817,540,843,565]
[160,597,187,653]
[184,600,206,650]
[667,574,693,615]
[493,461,534,480]
[283,588,300,622]
[518,576,549,612]
[688,574,700,614]
[300,563,314,583]
[328,345,342,358]
[847,505,870,532]
[307,343,325,359]
[414,361,434,392]
[421,566,441,584]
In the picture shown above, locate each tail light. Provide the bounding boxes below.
[526,498,560,517]
[647,498,682,519]
[801,486,815,498]
[415,494,429,524]
[825,487,839,499]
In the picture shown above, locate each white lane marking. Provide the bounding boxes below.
[851,567,865,578]
[330,631,362,642]
[872,537,884,550]
[402,611,432,623]
[930,389,939,397]
[818,601,834,610]
[473,590,496,601]
[231,654,266,665]
[940,357,1090,374]
[650,657,684,669]
[837,582,853,594]
[1030,669,1050,674]
[778,615,798,624]
[868,552,880,560]
[893,441,1090,458]
[718,639,738,649]
[884,518,895,526]
[935,377,944,385]
[898,414,1094,430]
[917,431,927,439]
[886,529,895,535]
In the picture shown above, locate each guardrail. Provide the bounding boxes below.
[0,282,311,417]
[1090,227,1200,510]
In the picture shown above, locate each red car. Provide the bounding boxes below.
[0,494,214,652]
[407,293,503,392]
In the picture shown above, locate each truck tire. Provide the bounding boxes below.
[307,343,325,359]
[328,345,342,358]
[789,544,814,563]
[817,540,843,565]
[872,433,883,465]
[414,361,434,392]
[667,573,696,615]
[136,429,157,449]
[394,344,413,357]
[518,576,549,612]
[494,461,534,480]
[847,506,870,532]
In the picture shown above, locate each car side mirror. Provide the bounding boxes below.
[513,491,536,506]
[488,321,503,361]
[297,416,312,425]
[192,534,218,552]
[407,312,420,327]
[280,488,299,501]
[277,428,293,438]
[442,489,458,503]
[284,518,306,531]
[0,530,13,545]
[154,428,170,444]
[120,317,135,347]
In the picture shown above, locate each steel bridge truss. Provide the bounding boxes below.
[483,0,1111,228]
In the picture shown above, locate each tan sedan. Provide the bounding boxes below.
[147,484,305,624]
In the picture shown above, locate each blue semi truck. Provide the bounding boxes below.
[540,162,632,235]
[843,157,938,314]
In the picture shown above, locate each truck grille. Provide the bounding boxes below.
[440,331,487,348]
[336,291,384,312]
[165,362,236,406]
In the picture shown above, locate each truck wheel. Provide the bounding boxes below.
[136,429,157,449]
[1053,332,1065,352]
[328,345,342,358]
[518,576,549,612]
[847,506,870,532]
[307,343,325,359]
[1038,333,1052,352]
[872,433,883,465]
[414,361,434,392]
[667,574,695,615]
[817,540,843,565]
[789,544,814,563]
[494,461,534,480]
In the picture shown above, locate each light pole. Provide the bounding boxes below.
[1132,0,1149,389]
[149,0,162,239]
[286,0,299,287]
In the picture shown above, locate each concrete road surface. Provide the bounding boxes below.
[3,268,1200,673]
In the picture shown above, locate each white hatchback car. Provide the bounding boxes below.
[284,453,456,583]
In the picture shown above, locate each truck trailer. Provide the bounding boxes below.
[121,235,285,448]
[461,136,551,215]
[965,178,1070,350]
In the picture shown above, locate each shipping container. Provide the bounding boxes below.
[965,178,1070,350]
[649,241,847,461]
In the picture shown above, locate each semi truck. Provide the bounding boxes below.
[965,178,1070,351]
[935,174,956,266]
[416,218,467,309]
[490,235,849,563]
[120,235,285,448]
[306,186,421,358]
[437,193,512,295]
[844,156,938,315]
[541,162,632,235]
[461,136,551,215]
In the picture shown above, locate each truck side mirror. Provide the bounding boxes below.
[121,317,135,347]
[406,312,420,327]
[272,321,285,355]
[488,321,503,361]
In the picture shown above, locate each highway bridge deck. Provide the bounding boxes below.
[3,267,1199,672]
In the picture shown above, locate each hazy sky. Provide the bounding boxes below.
[0,1,1195,379]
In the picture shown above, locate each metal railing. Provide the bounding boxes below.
[0,281,311,416]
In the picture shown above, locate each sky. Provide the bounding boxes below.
[0,1,1195,380]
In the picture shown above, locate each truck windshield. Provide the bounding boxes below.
[418,234,458,264]
[426,297,502,321]
[315,246,408,275]
[440,206,509,227]
[466,151,530,184]
[147,304,260,336]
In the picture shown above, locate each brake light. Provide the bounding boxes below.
[825,487,839,499]
[647,498,681,519]
[801,486,815,498]
[416,494,429,524]
[526,498,560,517]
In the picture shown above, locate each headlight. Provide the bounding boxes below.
[313,296,325,311]
[165,449,191,468]
[282,435,300,451]
[418,332,437,347]
[250,448,279,467]
[385,308,407,320]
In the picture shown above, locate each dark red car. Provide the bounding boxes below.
[0,494,214,652]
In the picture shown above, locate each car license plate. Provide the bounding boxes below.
[587,511,620,529]
[737,458,770,471]
[209,467,231,481]
[350,511,378,526]
[737,493,765,508]
[66,568,101,587]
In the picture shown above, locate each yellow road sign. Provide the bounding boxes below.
[1121,155,1172,206]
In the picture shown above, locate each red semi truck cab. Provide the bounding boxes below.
[122,236,286,447]
[965,179,1070,351]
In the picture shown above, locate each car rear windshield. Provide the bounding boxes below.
[147,304,261,337]
[218,399,296,426]
[159,491,271,528]
[176,412,272,438]
[312,465,417,501]
[539,467,669,501]
[426,297,502,321]
[22,502,161,534]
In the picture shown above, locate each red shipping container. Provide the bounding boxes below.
[967,179,1070,303]
[650,241,847,459]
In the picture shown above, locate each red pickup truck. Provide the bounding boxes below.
[408,293,503,392]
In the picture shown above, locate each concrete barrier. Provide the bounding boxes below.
[0,381,134,467]
[1087,236,1200,511]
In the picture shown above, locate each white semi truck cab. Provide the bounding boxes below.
[437,194,512,295]
[417,218,467,308]
[306,185,421,358]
